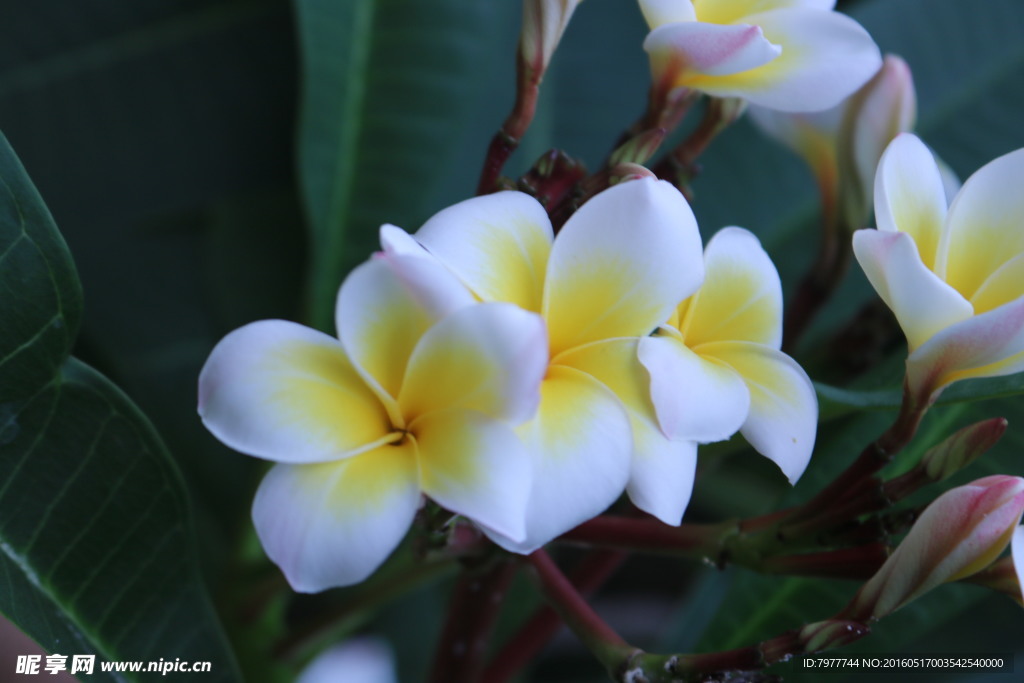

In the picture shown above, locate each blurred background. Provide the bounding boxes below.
[1,0,1023,681]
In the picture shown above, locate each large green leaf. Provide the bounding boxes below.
[0,132,241,681]
[295,0,498,330]
[0,0,302,554]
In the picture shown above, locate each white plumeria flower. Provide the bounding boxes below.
[853,134,1024,403]
[198,253,547,591]
[383,178,704,549]
[639,227,818,520]
[296,638,396,683]
[639,0,881,112]
[749,54,917,228]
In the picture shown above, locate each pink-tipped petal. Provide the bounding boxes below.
[545,178,703,356]
[644,21,781,78]
[484,366,632,553]
[682,8,880,112]
[639,335,750,443]
[413,408,532,543]
[336,254,474,402]
[873,134,948,271]
[700,341,817,483]
[1013,526,1024,591]
[198,320,391,464]
[252,445,421,592]
[852,229,973,351]
[400,303,547,424]
[413,191,554,312]
[906,296,1024,399]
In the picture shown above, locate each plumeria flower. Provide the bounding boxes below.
[199,254,547,591]
[1014,526,1024,596]
[639,0,881,112]
[639,227,818,512]
[296,638,397,683]
[521,0,583,77]
[383,178,704,549]
[853,134,1024,404]
[846,475,1024,620]
[749,54,917,230]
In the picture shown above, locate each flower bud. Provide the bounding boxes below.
[799,620,871,653]
[520,0,582,77]
[847,475,1024,620]
[749,55,916,231]
[921,418,1007,482]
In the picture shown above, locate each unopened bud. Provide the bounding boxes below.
[520,0,582,77]
[608,162,657,185]
[847,475,1024,620]
[799,620,871,653]
[922,418,1007,482]
[749,54,916,230]
[610,128,666,166]
[839,54,916,229]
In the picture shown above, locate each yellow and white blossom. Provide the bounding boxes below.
[639,0,881,112]
[639,227,818,520]
[198,254,547,591]
[853,134,1024,402]
[383,178,704,548]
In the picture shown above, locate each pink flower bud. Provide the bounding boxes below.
[848,475,1024,620]
[520,0,582,76]
[749,55,916,230]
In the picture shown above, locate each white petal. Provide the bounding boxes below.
[413,408,532,542]
[644,21,781,77]
[545,178,703,356]
[198,320,391,464]
[297,639,397,683]
[906,296,1024,399]
[379,223,431,258]
[413,191,554,312]
[682,226,783,348]
[336,254,474,402]
[692,0,836,25]
[558,338,699,525]
[639,0,696,28]
[874,134,948,273]
[399,303,547,424]
[943,147,1024,300]
[628,438,698,526]
[687,8,880,112]
[484,366,632,553]
[252,445,420,592]
[852,229,973,352]
[701,341,817,483]
[639,335,750,443]
[1013,526,1024,594]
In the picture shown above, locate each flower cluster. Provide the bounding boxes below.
[199,177,816,590]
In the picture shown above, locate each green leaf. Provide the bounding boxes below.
[816,372,1024,417]
[295,0,496,330]
[0,132,241,681]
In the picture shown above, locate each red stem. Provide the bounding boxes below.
[428,561,519,683]
[483,550,626,683]
[559,516,731,558]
